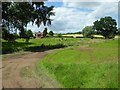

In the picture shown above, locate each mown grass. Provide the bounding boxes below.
[36,39,118,88]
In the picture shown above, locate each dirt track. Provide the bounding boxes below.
[2,50,59,88]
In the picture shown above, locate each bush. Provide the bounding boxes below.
[82,26,95,38]
[49,31,54,36]
[2,28,19,42]
[57,34,62,38]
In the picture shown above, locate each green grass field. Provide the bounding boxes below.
[2,37,118,88]
[36,38,118,88]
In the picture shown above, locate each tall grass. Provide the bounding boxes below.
[36,39,118,88]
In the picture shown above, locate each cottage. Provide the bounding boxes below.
[34,31,43,38]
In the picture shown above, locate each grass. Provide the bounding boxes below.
[20,66,62,88]
[36,39,118,88]
[2,38,82,54]
[2,37,118,88]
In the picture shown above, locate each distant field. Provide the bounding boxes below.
[36,39,118,88]
[62,34,83,38]
[54,34,119,38]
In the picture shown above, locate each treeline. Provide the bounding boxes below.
[43,28,54,37]
[82,16,118,39]
[59,16,119,39]
[65,32,82,34]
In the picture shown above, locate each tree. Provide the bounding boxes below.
[116,28,120,35]
[19,29,33,42]
[82,26,95,38]
[93,16,117,39]
[57,33,62,38]
[27,29,33,37]
[2,27,19,42]
[19,29,28,42]
[49,31,54,36]
[2,2,55,41]
[43,28,48,37]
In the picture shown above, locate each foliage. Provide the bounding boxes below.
[82,26,95,38]
[117,28,120,35]
[2,27,19,42]
[57,33,62,38]
[43,28,48,37]
[49,31,54,36]
[2,2,55,41]
[27,29,33,37]
[19,29,27,38]
[19,29,33,43]
[66,31,82,34]
[93,16,117,39]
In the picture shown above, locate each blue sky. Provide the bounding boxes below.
[27,0,118,33]
[44,1,63,7]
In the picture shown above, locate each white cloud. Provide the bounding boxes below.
[49,2,118,33]
[27,22,46,33]
[47,0,119,2]
[89,2,118,19]
[48,7,89,33]
[63,2,102,9]
[27,1,118,33]
[62,0,119,2]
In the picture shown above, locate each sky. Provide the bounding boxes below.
[27,0,119,33]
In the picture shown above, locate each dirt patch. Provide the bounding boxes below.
[79,45,93,52]
[2,50,60,88]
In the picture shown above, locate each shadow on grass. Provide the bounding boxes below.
[2,42,33,54]
[25,44,66,52]
[2,42,66,54]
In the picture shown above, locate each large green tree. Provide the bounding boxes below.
[2,2,55,41]
[93,16,117,39]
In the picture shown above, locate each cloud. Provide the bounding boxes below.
[47,0,119,2]
[63,2,102,9]
[89,2,118,19]
[49,2,118,33]
[48,7,89,33]
[27,22,46,33]
[27,1,118,33]
[62,0,119,2]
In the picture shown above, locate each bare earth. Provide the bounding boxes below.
[2,50,59,88]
